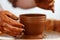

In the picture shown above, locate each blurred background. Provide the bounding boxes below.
[0,0,60,40]
[0,0,60,20]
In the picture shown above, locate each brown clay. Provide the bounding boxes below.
[21,34,45,39]
[20,14,46,39]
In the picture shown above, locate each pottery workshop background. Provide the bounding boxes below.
[0,0,60,20]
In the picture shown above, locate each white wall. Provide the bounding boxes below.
[0,0,60,20]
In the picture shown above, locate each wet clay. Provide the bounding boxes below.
[20,14,46,39]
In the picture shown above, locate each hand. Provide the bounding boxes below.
[35,0,54,12]
[0,11,24,37]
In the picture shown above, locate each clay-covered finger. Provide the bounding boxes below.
[2,11,18,20]
[49,0,54,13]
[51,6,54,13]
[3,28,20,36]
[0,18,4,31]
[0,31,2,35]
[2,23,24,36]
[0,26,3,35]
[49,0,54,6]
[3,23,24,32]
[0,26,3,32]
[0,25,3,35]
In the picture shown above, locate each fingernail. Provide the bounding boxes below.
[21,25,25,28]
[22,30,25,32]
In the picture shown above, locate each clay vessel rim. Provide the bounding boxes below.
[20,14,46,18]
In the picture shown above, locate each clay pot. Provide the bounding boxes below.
[20,14,46,35]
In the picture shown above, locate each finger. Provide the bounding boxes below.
[0,19,4,31]
[49,0,54,6]
[3,28,18,36]
[0,19,2,26]
[50,5,54,13]
[0,12,24,28]
[51,7,54,13]
[3,27,23,37]
[0,26,3,32]
[0,31,3,35]
[3,23,24,32]
[0,26,3,35]
[2,11,18,20]
[49,0,54,13]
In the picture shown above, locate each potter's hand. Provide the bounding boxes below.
[35,0,54,12]
[0,5,3,11]
[0,11,24,37]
